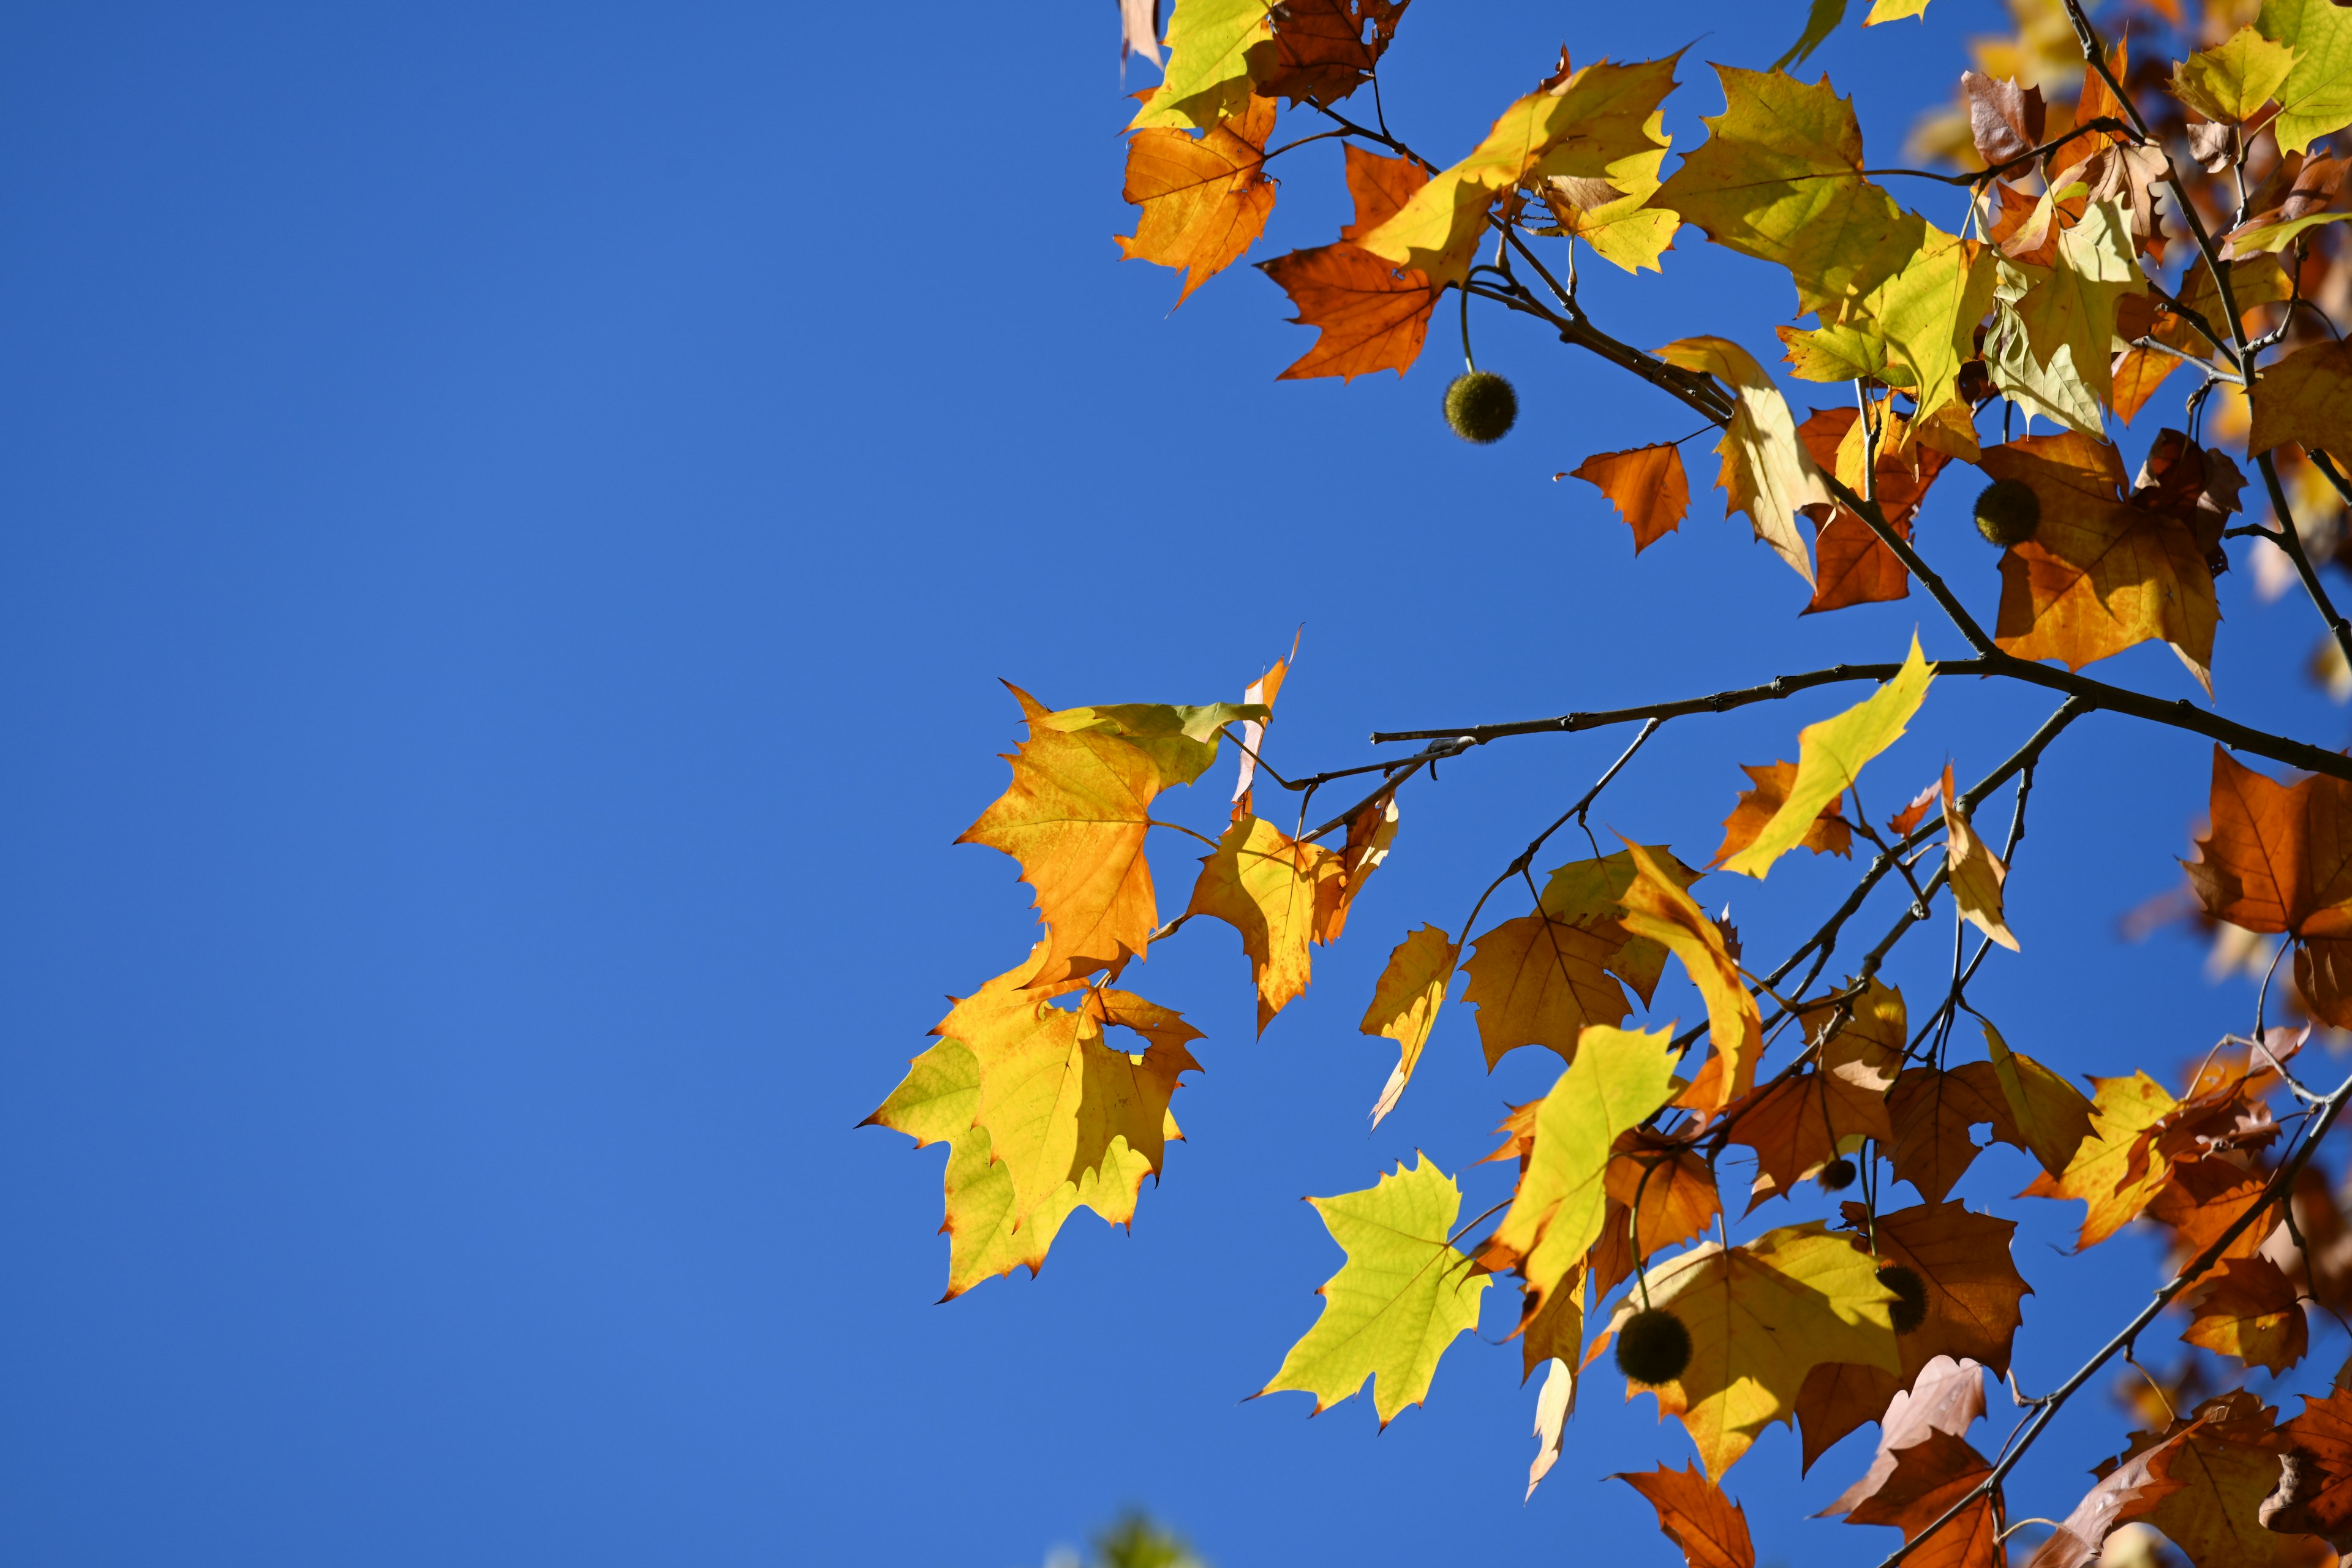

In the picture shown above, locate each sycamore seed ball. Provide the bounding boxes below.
[1879,1264,1929,1334]
[1974,478,2041,547]
[1817,1157,1858,1193]
[1616,1306,1693,1385]
[1444,371,1518,444]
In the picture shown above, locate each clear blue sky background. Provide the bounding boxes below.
[4,3,2345,1564]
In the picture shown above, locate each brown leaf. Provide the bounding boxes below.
[2249,339,2352,468]
[1823,1356,1988,1514]
[1460,913,1630,1068]
[2024,1411,2199,1568]
[1792,406,1953,616]
[1715,760,1853,869]
[1963,71,2048,170]
[1571,443,1692,554]
[2147,1157,2278,1279]
[1617,1462,1757,1568]
[1256,0,1408,107]
[1845,1428,1995,1540]
[1117,93,1278,306]
[2272,1387,2352,1542]
[2185,746,2352,940]
[2143,1393,2317,1568]
[1980,432,2222,690]
[1888,1062,2016,1204]
[1798,1360,1905,1474]
[2185,1256,2310,1374]
[1852,1201,2032,1381]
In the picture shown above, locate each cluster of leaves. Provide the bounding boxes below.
[870,1,2352,1566]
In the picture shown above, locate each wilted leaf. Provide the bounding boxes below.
[1621,840,1762,1112]
[1259,1153,1491,1426]
[2141,1392,2312,1568]
[1822,1355,1988,1514]
[1964,72,2047,167]
[1888,1062,2016,1204]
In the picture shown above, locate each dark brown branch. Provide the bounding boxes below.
[1861,115,2135,187]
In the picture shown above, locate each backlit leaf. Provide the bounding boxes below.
[1572,443,1692,553]
[1617,1462,1758,1568]
[1655,335,1835,586]
[1117,92,1278,306]
[1129,0,1275,134]
[1361,924,1458,1126]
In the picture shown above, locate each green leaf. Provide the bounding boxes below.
[2231,211,2352,255]
[2173,24,2299,124]
[2008,200,2144,407]
[1490,1023,1683,1305]
[1654,66,1925,323]
[2259,0,2352,153]
[1259,1153,1492,1426]
[1128,0,1275,134]
[1790,223,1995,421]
[1722,635,1934,878]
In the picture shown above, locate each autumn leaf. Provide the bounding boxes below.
[1783,226,1997,427]
[1617,1463,1757,1568]
[1844,1428,2000,1568]
[1850,1200,2031,1382]
[1535,111,1680,275]
[1714,758,1853,868]
[1361,924,1458,1126]
[1888,1061,2016,1204]
[1357,55,1678,288]
[1964,72,2046,167]
[1821,1354,1987,1513]
[2185,747,2352,1028]
[1117,92,1277,306]
[2173,26,2299,124]
[1314,785,1398,944]
[2140,1392,2315,1568]
[2273,1386,2352,1540]
[1129,0,1273,134]
[1258,1153,1491,1426]
[1537,843,1706,1005]
[2024,1412,2201,1568]
[2260,0,2352,154]
[2184,1256,2309,1374]
[1655,66,1923,322]
[1572,443,1692,554]
[1227,638,1293,815]
[1978,433,2222,690]
[1603,1133,1725,1267]
[1620,840,1762,1112]
[1942,771,2019,950]
[1655,335,1834,586]
[2022,1072,2180,1250]
[1186,812,1342,1033]
[1721,635,1934,879]
[1259,146,1441,382]
[1982,1019,2093,1177]
[1790,406,1954,615]
[1460,910,1631,1068]
[1604,1222,1901,1479]
[1724,994,1899,1197]
[1254,0,1406,106]
[2247,339,2352,464]
[1488,1023,1682,1323]
[2006,201,2146,407]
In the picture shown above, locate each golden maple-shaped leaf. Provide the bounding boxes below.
[1358,55,1679,288]
[1616,1463,1757,1568]
[1714,758,1853,867]
[1572,443,1692,554]
[1360,923,1458,1126]
[2022,1072,2180,1249]
[1887,1062,2016,1204]
[1721,636,1934,879]
[1782,227,1997,428]
[1941,770,2019,950]
[1849,1200,2031,1381]
[1656,335,1834,586]
[1654,66,1923,322]
[1117,92,1278,306]
[1982,1019,2093,1178]
[1186,812,1343,1034]
[1605,1222,1901,1479]
[1538,843,1706,1005]
[1460,910,1630,1068]
[1536,112,1681,274]
[1621,840,1762,1112]
[1845,1430,2002,1568]
[1489,1024,1682,1319]
[2248,339,2352,465]
[2173,26,2300,124]
[1978,433,2222,690]
[2186,746,2352,1027]
[1259,145,1442,381]
[2184,1256,2308,1374]
[1254,0,1406,105]
[1258,1153,1491,1426]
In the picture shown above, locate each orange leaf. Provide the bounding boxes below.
[1117,93,1278,306]
[2022,1072,2182,1250]
[1715,760,1854,868]
[1797,1360,1904,1474]
[1887,1063,2016,1204]
[1941,772,2018,951]
[1616,1463,1757,1568]
[1845,1427,1996,1542]
[2139,1393,2316,1568]
[2112,345,2180,424]
[1792,406,1953,616]
[957,685,1165,987]
[1850,1201,2031,1381]
[1571,443,1692,553]
[2274,1386,2352,1540]
[2185,745,2352,939]
[1259,146,1440,381]
[1460,913,1630,1068]
[1822,1354,1988,1513]
[1360,923,1458,1127]
[1979,432,2221,690]
[2184,1255,2309,1374]
[1622,840,1761,1114]
[2022,1410,2199,1568]
[1184,813,1343,1033]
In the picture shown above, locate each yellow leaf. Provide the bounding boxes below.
[1361,924,1460,1127]
[2248,338,2352,463]
[1185,813,1343,1033]
[1942,772,2019,950]
[1620,841,1762,1113]
[1981,1019,2092,1177]
[1604,1222,1901,1479]
[1538,112,1681,275]
[1117,93,1278,306]
[2022,1072,2179,1249]
[1489,1024,1683,1317]
[1714,759,1853,867]
[1654,66,1924,323]
[1721,636,1934,878]
[1128,0,1274,134]
[1357,56,1678,288]
[2006,201,2146,406]
[2172,25,2299,124]
[1864,0,1932,20]
[1655,336,1834,586]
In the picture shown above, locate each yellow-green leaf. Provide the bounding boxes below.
[1982,1019,2092,1178]
[1362,924,1460,1127]
[1259,1153,1492,1426]
[1722,636,1934,878]
[2259,0,2352,153]
[1539,113,1679,276]
[2008,200,2146,407]
[1489,1023,1682,1311]
[2231,210,2352,255]
[2173,25,2299,124]
[1620,842,1762,1112]
[1653,66,1925,323]
[1129,0,1276,134]
[1807,224,1997,425]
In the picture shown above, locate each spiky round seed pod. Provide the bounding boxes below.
[1444,371,1518,444]
[1974,478,2040,547]
[1817,1157,1858,1193]
[1615,1306,1693,1385]
[1879,1264,1929,1334]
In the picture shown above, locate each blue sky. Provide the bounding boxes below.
[4,2,2345,1564]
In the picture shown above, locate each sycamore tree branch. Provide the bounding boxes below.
[1876,1065,2352,1568]
[1863,115,2136,187]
